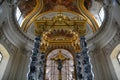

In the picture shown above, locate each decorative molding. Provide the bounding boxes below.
[0,1,34,51]
[0,26,18,55]
[1,4,34,51]
[102,27,120,56]
[10,7,34,42]
[87,1,113,43]
[90,22,120,56]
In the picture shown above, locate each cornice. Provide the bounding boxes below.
[89,23,120,56]
[2,0,116,53]
[102,26,120,56]
[0,26,18,55]
[87,2,116,50]
[1,2,34,50]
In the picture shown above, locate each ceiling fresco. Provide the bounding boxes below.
[17,0,92,17]
[84,0,92,9]
[18,0,37,17]
[15,0,105,39]
[43,0,79,12]
[43,0,92,12]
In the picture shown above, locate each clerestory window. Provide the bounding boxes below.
[0,52,3,63]
[15,7,23,26]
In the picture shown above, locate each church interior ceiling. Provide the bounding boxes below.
[17,0,37,17]
[4,0,108,79]
[43,0,79,12]
[17,0,94,17]
[15,0,105,41]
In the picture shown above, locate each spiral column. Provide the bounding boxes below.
[75,52,83,80]
[27,36,45,80]
[38,53,45,80]
[80,36,93,80]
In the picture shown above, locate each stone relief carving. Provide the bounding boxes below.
[90,22,120,56]
[103,27,120,55]
[0,27,18,55]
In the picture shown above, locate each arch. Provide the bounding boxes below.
[0,44,10,80]
[110,44,120,80]
[45,49,75,80]
[45,48,75,59]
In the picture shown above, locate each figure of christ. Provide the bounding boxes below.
[56,58,69,72]
[50,51,69,80]
[50,50,70,80]
[57,59,63,72]
[54,58,69,80]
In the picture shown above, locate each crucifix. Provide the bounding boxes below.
[51,50,69,80]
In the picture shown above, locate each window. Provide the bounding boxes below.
[98,7,105,22]
[15,7,23,27]
[110,44,120,79]
[94,7,105,27]
[117,52,120,63]
[0,52,3,63]
[45,49,75,80]
[16,7,21,21]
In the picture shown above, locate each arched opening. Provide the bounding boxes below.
[0,44,10,80]
[110,44,120,80]
[45,49,75,80]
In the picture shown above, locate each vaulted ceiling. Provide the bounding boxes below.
[16,0,104,38]
[18,0,93,16]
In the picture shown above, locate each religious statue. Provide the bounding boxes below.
[51,50,69,80]
[57,59,63,72]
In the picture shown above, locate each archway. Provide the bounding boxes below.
[0,44,10,80]
[45,49,75,80]
[110,44,120,80]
